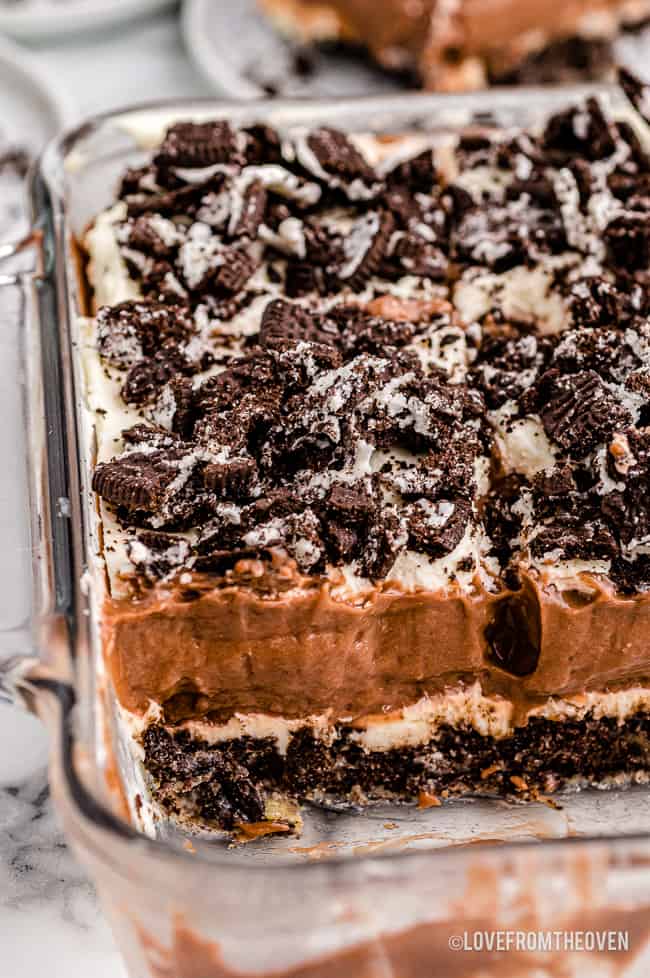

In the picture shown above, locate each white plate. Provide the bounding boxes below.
[184,0,650,98]
[183,0,406,99]
[0,34,75,143]
[0,0,177,41]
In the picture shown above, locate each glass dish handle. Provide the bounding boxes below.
[0,231,72,716]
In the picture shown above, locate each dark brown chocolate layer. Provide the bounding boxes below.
[104,571,650,723]
[143,710,650,829]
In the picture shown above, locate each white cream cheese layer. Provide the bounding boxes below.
[121,682,650,757]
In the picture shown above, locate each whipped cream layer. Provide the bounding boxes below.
[124,682,650,755]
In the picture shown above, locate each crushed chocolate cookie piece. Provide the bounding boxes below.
[362,505,408,579]
[385,148,437,192]
[324,521,359,562]
[243,124,283,165]
[121,423,181,449]
[126,530,192,582]
[203,457,258,498]
[506,174,557,210]
[551,326,640,383]
[542,97,617,162]
[126,183,215,222]
[155,121,243,169]
[609,554,650,594]
[337,210,395,291]
[193,351,280,417]
[406,498,469,559]
[121,349,191,407]
[96,300,194,368]
[93,449,188,512]
[229,180,267,239]
[601,429,650,538]
[332,307,416,359]
[275,339,343,390]
[138,260,189,305]
[212,247,259,295]
[327,482,375,522]
[119,164,158,199]
[243,508,325,573]
[569,277,638,329]
[260,299,337,350]
[529,369,631,457]
[473,321,553,410]
[384,185,427,226]
[304,127,378,190]
[284,261,321,298]
[532,464,576,500]
[613,120,649,175]
[441,183,474,225]
[530,515,618,562]
[126,215,183,259]
[604,213,650,272]
[195,504,248,558]
[454,194,565,271]
[166,375,195,439]
[390,231,448,280]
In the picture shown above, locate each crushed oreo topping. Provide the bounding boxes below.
[155,121,243,169]
[90,87,650,593]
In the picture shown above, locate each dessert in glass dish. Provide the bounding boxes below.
[80,73,650,840]
[258,0,650,89]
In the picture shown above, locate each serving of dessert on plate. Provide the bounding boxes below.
[80,73,650,841]
[258,0,650,89]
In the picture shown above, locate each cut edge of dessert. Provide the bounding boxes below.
[80,73,650,841]
[257,0,650,91]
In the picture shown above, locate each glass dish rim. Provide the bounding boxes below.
[32,86,650,882]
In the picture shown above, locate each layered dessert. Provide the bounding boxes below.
[259,0,650,89]
[82,81,650,838]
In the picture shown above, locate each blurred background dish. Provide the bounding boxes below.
[185,0,650,97]
[0,0,176,42]
[183,0,409,98]
[0,32,74,234]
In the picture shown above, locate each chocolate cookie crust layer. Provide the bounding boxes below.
[143,711,650,830]
[83,81,650,833]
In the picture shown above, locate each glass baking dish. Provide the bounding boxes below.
[2,85,650,977]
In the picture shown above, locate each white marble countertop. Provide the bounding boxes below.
[0,11,210,975]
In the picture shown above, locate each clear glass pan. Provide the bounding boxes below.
[3,85,650,977]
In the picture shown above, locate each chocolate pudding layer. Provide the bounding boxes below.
[104,572,650,724]
[83,80,650,833]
